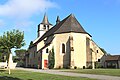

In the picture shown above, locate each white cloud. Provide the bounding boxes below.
[0,0,58,31]
[0,0,57,18]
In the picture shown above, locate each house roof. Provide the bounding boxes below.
[105,55,120,61]
[35,14,91,44]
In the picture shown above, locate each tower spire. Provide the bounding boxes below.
[37,13,53,38]
[41,13,51,25]
[56,16,60,24]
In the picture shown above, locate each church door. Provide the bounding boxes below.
[44,60,48,68]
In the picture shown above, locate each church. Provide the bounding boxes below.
[25,13,105,69]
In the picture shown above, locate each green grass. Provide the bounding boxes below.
[0,69,96,80]
[63,69,120,77]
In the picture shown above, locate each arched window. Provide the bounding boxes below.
[97,50,98,53]
[46,48,49,53]
[43,25,46,29]
[62,43,65,53]
[47,25,49,30]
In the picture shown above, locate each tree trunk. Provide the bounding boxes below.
[7,49,12,75]
[8,53,11,74]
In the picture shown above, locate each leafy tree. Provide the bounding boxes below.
[48,47,55,69]
[0,52,2,61]
[0,29,25,74]
[0,47,9,61]
[15,49,26,59]
[28,41,33,49]
[13,56,19,62]
[14,49,27,66]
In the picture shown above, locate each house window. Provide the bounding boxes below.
[98,59,100,62]
[62,43,65,53]
[46,48,49,53]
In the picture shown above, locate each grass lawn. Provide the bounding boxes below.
[0,69,96,80]
[63,69,120,77]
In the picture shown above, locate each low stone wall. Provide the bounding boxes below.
[0,61,7,68]
[9,63,17,69]
[0,61,17,69]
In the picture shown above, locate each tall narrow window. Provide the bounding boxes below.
[47,25,49,30]
[43,25,46,29]
[97,50,98,53]
[62,43,65,53]
[98,59,100,62]
[46,48,49,53]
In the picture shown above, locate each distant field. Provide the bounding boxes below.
[0,69,96,80]
[63,69,120,77]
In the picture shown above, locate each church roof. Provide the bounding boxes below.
[35,14,91,44]
[41,13,52,25]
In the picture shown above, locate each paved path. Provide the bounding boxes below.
[16,68,120,80]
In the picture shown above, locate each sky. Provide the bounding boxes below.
[0,0,120,55]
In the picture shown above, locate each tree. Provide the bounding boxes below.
[0,52,2,61]
[28,41,34,49]
[14,49,27,66]
[0,47,9,62]
[15,49,26,58]
[0,29,25,74]
[48,47,55,69]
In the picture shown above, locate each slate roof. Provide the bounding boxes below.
[44,35,54,45]
[35,14,91,44]
[105,55,120,61]
[41,13,52,25]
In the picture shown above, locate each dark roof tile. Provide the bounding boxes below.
[35,14,91,44]
[41,13,52,25]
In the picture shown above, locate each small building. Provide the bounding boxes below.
[25,14,105,69]
[105,55,120,68]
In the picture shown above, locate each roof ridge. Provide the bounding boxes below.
[34,15,69,44]
[55,14,72,33]
[34,14,91,44]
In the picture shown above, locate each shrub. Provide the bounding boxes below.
[48,47,55,69]
[87,65,92,69]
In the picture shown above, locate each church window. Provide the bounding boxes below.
[46,48,49,53]
[98,59,100,62]
[97,50,98,53]
[43,25,46,29]
[62,43,65,53]
[47,25,49,30]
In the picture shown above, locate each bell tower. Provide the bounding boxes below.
[37,13,52,38]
